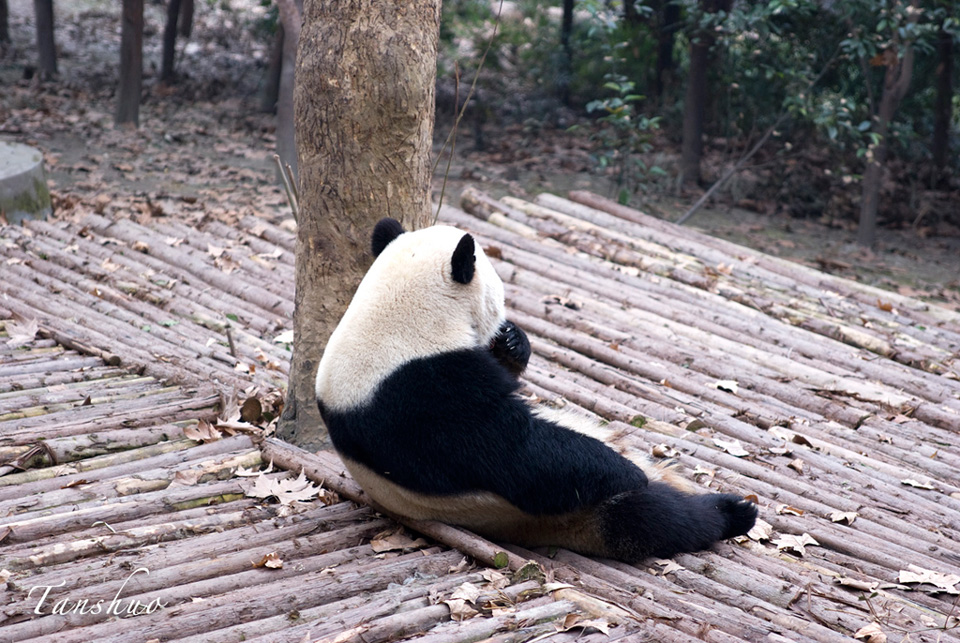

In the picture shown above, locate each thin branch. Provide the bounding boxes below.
[677,44,842,226]
[274,153,299,224]
[433,0,505,224]
[434,62,461,220]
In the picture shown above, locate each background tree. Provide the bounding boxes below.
[161,0,183,83]
[33,0,56,79]
[115,0,143,127]
[278,0,441,449]
[1,0,10,45]
[178,0,194,38]
[931,16,954,172]
[274,0,301,181]
[680,0,730,187]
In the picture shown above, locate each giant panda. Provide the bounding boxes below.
[315,217,757,562]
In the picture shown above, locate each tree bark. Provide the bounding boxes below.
[558,0,574,105]
[857,4,917,248]
[178,0,194,38]
[1,0,10,44]
[277,0,440,449]
[161,0,182,83]
[680,0,728,187]
[115,0,144,127]
[931,25,953,172]
[33,0,57,79]
[654,1,681,101]
[260,25,284,113]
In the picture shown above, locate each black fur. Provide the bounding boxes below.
[490,320,531,377]
[321,347,646,515]
[451,234,476,284]
[319,340,757,560]
[372,218,405,257]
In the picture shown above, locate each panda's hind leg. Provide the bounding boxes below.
[599,483,757,562]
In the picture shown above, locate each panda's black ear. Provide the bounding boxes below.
[372,218,405,257]
[451,233,476,284]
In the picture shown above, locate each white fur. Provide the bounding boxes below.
[316,225,505,412]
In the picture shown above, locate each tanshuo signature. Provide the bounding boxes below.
[27,567,168,617]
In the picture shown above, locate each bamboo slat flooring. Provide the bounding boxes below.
[1,190,957,642]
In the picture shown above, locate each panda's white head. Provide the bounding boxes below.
[316,218,506,412]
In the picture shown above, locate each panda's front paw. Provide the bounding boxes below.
[490,320,531,377]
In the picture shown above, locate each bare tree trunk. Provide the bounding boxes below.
[1,0,10,45]
[680,0,728,188]
[274,0,301,182]
[33,0,57,79]
[115,0,143,127]
[558,0,574,105]
[161,0,182,83]
[178,0,194,38]
[277,0,440,449]
[680,37,708,187]
[260,25,284,113]
[931,25,953,172]
[655,1,681,102]
[857,3,917,248]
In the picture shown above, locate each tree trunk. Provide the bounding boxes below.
[655,1,681,102]
[1,0,10,45]
[623,0,641,26]
[178,0,194,38]
[33,0,57,79]
[558,0,574,105]
[260,25,284,113]
[680,32,709,187]
[857,7,916,248]
[277,0,440,449]
[931,26,953,172]
[680,0,728,188]
[115,0,143,127]
[161,0,182,83]
[275,0,301,182]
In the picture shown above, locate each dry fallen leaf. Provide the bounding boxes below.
[835,576,879,592]
[747,518,774,541]
[651,443,680,459]
[652,559,685,575]
[480,569,510,590]
[829,511,858,525]
[4,319,40,348]
[449,582,483,603]
[442,598,479,621]
[183,419,222,442]
[242,469,320,505]
[555,613,614,635]
[774,533,819,556]
[901,479,936,490]
[252,551,283,569]
[853,622,887,643]
[898,565,960,594]
[369,530,429,553]
[787,458,804,474]
[172,469,203,486]
[714,438,750,457]
[775,504,804,516]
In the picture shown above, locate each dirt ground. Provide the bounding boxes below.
[2,0,958,311]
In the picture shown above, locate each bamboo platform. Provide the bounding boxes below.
[1,190,958,642]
